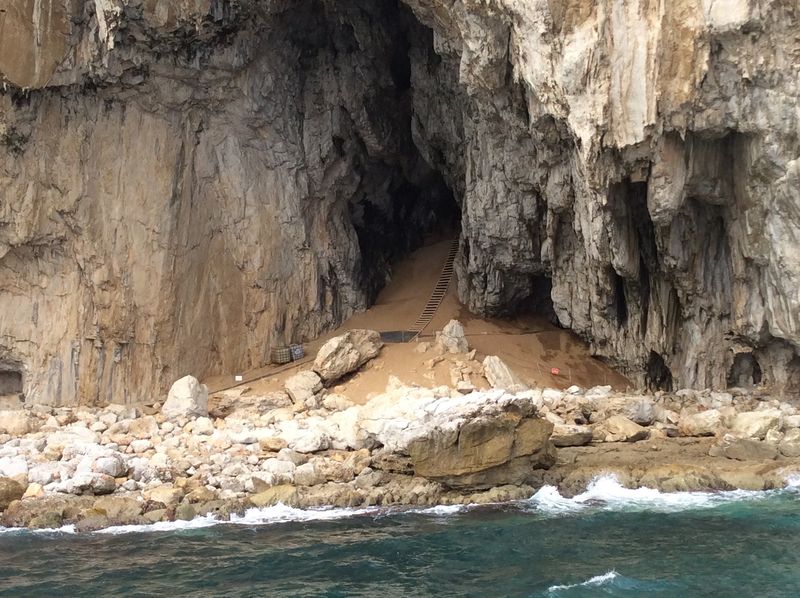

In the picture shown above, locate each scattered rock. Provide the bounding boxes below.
[779,429,800,457]
[595,416,649,442]
[0,410,38,436]
[92,455,127,478]
[259,436,289,452]
[283,428,330,454]
[23,483,44,499]
[322,394,354,411]
[0,477,25,510]
[285,371,323,404]
[192,417,214,436]
[175,503,196,521]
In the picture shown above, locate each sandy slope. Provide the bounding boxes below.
[206,239,629,401]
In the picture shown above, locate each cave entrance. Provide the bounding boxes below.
[0,363,23,399]
[286,0,463,306]
[727,352,762,389]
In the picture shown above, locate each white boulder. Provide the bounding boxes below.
[162,376,208,419]
[730,409,783,440]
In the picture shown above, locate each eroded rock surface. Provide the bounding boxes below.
[1,0,800,403]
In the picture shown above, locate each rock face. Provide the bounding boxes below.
[1,0,799,404]
[408,413,554,489]
[313,330,383,383]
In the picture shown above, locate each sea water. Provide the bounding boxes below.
[2,476,800,596]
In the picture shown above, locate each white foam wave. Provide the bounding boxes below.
[97,515,218,535]
[530,475,766,515]
[0,524,76,535]
[548,570,619,592]
[94,503,376,535]
[32,524,76,534]
[784,474,800,489]
[229,503,375,525]
[411,504,469,516]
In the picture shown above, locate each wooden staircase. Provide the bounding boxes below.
[409,238,459,339]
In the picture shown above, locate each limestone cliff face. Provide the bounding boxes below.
[1,0,798,404]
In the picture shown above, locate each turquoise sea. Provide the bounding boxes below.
[2,476,799,597]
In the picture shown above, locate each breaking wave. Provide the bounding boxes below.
[2,473,798,536]
[528,474,776,515]
[547,570,619,592]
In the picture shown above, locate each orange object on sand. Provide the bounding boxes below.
[550,367,560,376]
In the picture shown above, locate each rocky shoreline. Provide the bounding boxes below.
[2,328,799,533]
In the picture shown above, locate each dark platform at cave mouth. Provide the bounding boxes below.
[380,330,417,343]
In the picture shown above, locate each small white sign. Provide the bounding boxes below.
[234,375,243,382]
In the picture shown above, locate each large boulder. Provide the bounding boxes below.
[92,455,127,478]
[0,456,28,479]
[209,390,292,419]
[162,376,208,419]
[729,409,783,440]
[0,477,25,511]
[92,496,143,521]
[551,423,593,447]
[435,320,469,354]
[405,401,555,490]
[250,485,298,507]
[64,472,117,495]
[678,409,723,437]
[144,485,185,507]
[588,396,656,426]
[277,423,330,454]
[482,356,528,392]
[313,330,383,382]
